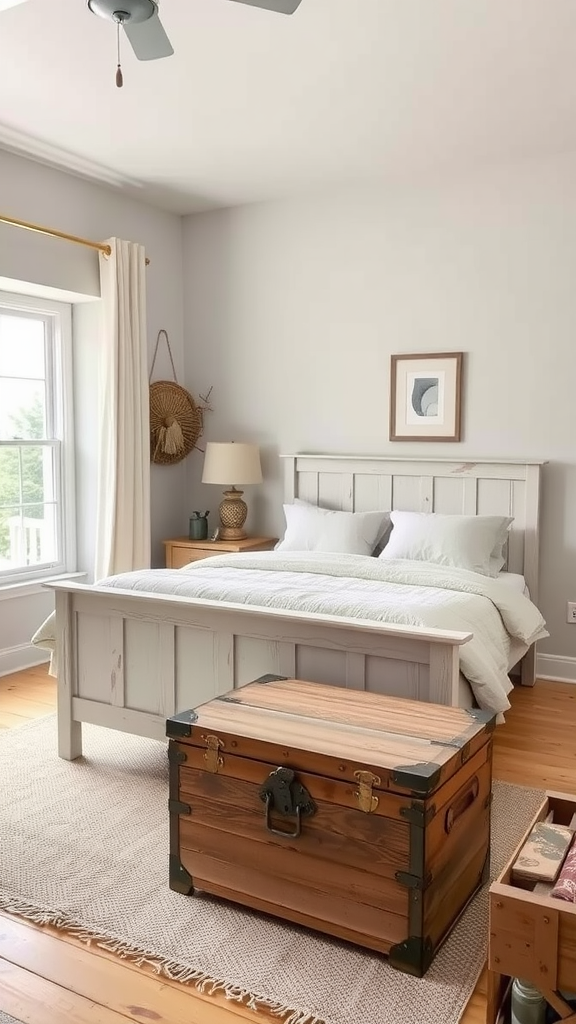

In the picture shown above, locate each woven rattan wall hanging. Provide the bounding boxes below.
[149,329,212,465]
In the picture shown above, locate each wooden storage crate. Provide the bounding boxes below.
[167,674,495,978]
[487,791,576,1024]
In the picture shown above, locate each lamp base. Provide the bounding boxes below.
[218,488,248,540]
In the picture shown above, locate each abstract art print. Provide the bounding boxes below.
[389,352,463,441]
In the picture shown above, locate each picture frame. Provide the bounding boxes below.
[389,352,463,442]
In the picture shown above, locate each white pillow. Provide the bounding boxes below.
[276,500,390,557]
[378,511,513,577]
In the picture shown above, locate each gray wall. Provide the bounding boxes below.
[0,150,185,672]
[182,154,576,682]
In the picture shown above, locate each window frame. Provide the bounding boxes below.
[0,290,76,586]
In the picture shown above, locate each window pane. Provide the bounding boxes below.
[0,314,45,378]
[0,380,46,440]
[21,446,54,504]
[0,503,57,569]
[0,445,54,506]
[0,447,21,507]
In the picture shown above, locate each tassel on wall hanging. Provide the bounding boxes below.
[149,329,212,465]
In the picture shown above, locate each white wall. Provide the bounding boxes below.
[0,149,185,672]
[182,154,576,680]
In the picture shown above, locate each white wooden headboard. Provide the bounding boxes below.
[281,454,545,602]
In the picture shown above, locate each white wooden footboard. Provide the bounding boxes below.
[49,581,471,760]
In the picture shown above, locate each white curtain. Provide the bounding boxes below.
[94,238,151,582]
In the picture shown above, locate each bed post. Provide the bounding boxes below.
[520,464,542,688]
[55,589,83,760]
[520,644,536,687]
[283,455,297,502]
[428,642,461,706]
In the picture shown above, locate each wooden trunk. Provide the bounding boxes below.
[167,675,495,978]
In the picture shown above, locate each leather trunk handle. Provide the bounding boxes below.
[445,776,480,834]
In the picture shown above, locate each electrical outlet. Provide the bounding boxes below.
[567,602,576,624]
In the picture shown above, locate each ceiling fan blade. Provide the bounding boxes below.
[124,11,174,61]
[226,0,303,14]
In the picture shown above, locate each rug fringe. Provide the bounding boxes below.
[0,894,323,1024]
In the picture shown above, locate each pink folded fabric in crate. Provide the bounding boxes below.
[551,836,576,901]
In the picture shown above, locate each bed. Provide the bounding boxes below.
[45,454,547,759]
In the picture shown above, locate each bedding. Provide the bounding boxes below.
[379,511,513,577]
[100,550,548,716]
[276,500,390,556]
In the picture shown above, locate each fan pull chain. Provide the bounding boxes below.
[116,19,123,88]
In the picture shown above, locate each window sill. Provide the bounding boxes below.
[0,571,88,601]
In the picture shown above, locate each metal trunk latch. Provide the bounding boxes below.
[202,734,224,773]
[259,767,316,838]
[354,770,380,813]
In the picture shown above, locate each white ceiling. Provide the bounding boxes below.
[0,0,575,214]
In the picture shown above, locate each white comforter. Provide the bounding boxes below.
[102,551,548,715]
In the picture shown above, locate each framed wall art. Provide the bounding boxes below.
[389,351,463,442]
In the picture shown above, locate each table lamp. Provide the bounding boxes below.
[201,442,263,540]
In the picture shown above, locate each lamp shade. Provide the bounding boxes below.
[202,442,262,486]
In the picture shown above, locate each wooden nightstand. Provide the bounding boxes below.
[163,536,278,569]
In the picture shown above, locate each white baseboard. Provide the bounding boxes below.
[0,644,50,678]
[537,653,576,684]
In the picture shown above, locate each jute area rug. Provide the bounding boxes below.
[0,1014,22,1024]
[0,716,543,1024]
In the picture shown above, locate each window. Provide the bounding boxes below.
[0,291,75,585]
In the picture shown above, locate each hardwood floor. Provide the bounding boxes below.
[1,665,575,1024]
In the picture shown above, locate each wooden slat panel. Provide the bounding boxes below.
[175,625,220,711]
[178,750,411,820]
[203,677,486,744]
[179,821,408,916]
[278,641,296,678]
[294,644,348,687]
[345,651,366,689]
[365,656,421,699]
[180,851,407,950]
[76,611,117,703]
[124,619,163,714]
[477,477,513,517]
[189,700,459,770]
[353,473,393,513]
[316,472,354,511]
[296,471,319,505]
[234,637,283,687]
[428,643,461,706]
[72,697,166,742]
[461,476,478,514]
[109,617,125,709]
[286,454,543,588]
[390,474,422,511]
[426,827,487,947]
[419,475,434,512]
[522,464,541,601]
[216,631,233,694]
[431,475,467,514]
[179,766,410,878]
[159,622,175,718]
[424,759,492,939]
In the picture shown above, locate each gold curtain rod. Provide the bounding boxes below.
[0,213,150,265]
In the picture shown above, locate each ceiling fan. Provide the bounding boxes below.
[1,0,303,86]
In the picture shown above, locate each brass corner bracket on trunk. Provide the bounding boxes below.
[354,770,380,813]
